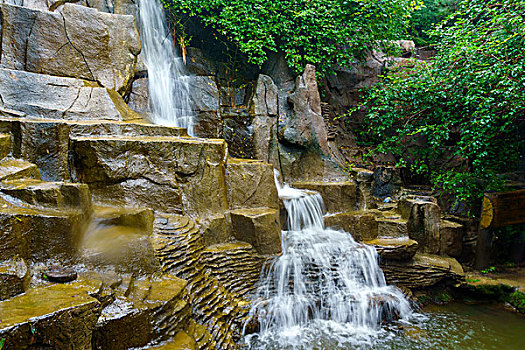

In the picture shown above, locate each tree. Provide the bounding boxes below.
[161,0,421,75]
[362,0,525,205]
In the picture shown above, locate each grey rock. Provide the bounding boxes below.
[0,3,140,93]
[0,68,143,121]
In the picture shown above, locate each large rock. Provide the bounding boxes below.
[93,275,190,349]
[196,213,232,247]
[280,64,328,153]
[403,196,442,254]
[71,136,229,217]
[0,202,85,261]
[0,68,143,121]
[324,211,378,241]
[292,181,356,213]
[230,208,281,254]
[0,3,140,93]
[0,257,29,300]
[0,282,102,349]
[250,74,279,165]
[381,253,464,289]
[439,219,465,258]
[366,238,418,261]
[227,158,279,210]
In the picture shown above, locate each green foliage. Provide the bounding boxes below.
[161,0,421,75]
[408,0,458,46]
[361,0,525,205]
[509,291,525,313]
[481,266,497,274]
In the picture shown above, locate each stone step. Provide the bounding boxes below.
[0,282,102,349]
[324,211,379,241]
[0,199,84,262]
[70,135,228,217]
[365,237,419,261]
[230,207,281,255]
[0,133,11,159]
[292,181,357,213]
[93,275,189,350]
[202,242,266,299]
[0,158,41,182]
[376,216,409,238]
[0,179,91,212]
[147,331,197,350]
[381,253,464,289]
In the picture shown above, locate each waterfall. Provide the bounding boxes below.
[244,170,412,349]
[138,0,194,135]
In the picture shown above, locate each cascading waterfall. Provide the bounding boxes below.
[138,0,194,135]
[244,170,412,349]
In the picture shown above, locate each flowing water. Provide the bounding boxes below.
[138,0,194,135]
[243,171,412,349]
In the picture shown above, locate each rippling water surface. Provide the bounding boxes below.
[245,302,525,350]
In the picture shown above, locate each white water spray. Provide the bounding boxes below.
[244,170,412,348]
[138,0,194,135]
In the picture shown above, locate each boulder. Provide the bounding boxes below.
[93,275,190,349]
[439,220,465,258]
[280,65,328,154]
[292,181,356,213]
[324,211,378,241]
[0,203,85,261]
[127,77,150,115]
[372,166,401,199]
[189,76,221,138]
[0,68,143,121]
[0,257,29,300]
[196,213,232,247]
[377,217,408,238]
[0,282,102,349]
[71,136,229,217]
[365,238,418,261]
[403,196,442,254]
[0,3,140,93]
[227,158,279,210]
[230,208,281,254]
[250,74,279,165]
[355,168,377,210]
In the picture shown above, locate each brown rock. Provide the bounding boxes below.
[227,158,279,210]
[405,197,441,254]
[292,181,356,213]
[366,238,418,261]
[0,257,29,301]
[324,211,378,241]
[230,208,281,254]
[439,220,465,258]
[0,282,102,349]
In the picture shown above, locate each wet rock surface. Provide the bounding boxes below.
[292,181,356,213]
[230,208,281,255]
[41,265,78,283]
[366,238,419,261]
[381,253,465,289]
[324,211,379,241]
[0,3,140,93]
[0,282,102,349]
[0,257,29,301]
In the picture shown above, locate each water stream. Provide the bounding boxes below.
[244,171,412,349]
[138,0,194,135]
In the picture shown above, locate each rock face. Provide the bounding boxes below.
[381,253,465,289]
[366,238,419,261]
[189,76,222,138]
[0,68,142,121]
[404,196,442,254]
[0,257,29,300]
[292,181,356,213]
[0,3,140,94]
[281,64,328,154]
[71,136,229,217]
[0,282,102,349]
[227,158,279,210]
[324,211,378,241]
[230,208,281,254]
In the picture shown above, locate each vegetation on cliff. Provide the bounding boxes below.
[161,0,421,74]
[362,0,525,204]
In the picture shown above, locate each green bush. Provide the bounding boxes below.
[361,0,525,205]
[408,0,458,46]
[161,0,421,75]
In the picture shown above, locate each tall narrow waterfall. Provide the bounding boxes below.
[244,171,412,349]
[138,0,194,135]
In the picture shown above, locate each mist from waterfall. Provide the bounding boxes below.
[244,170,412,349]
[138,0,194,135]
